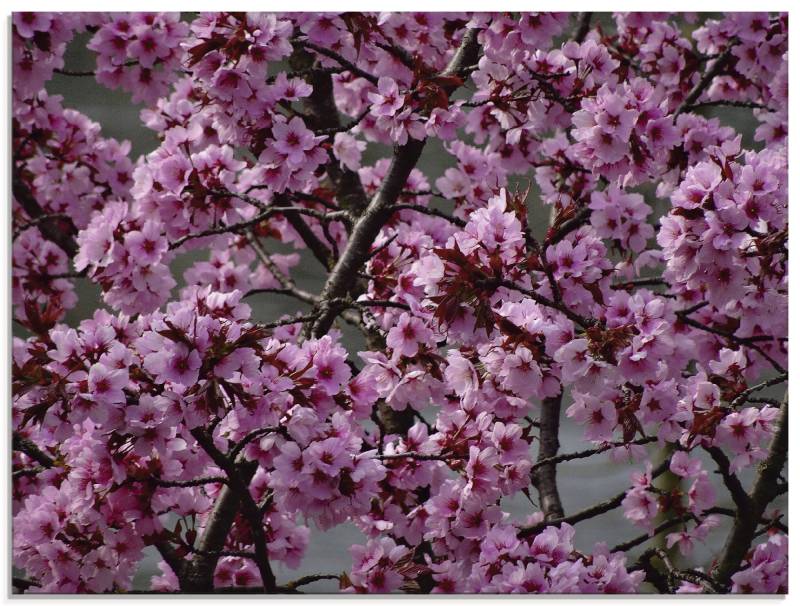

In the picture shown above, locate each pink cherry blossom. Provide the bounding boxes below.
[12,11,788,596]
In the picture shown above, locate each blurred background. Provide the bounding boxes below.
[23,14,783,592]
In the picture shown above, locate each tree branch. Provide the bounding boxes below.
[392,203,467,227]
[573,12,593,44]
[731,373,787,407]
[676,308,786,374]
[189,428,277,592]
[12,173,78,257]
[296,39,380,85]
[638,548,724,593]
[12,432,55,468]
[300,64,371,216]
[530,436,658,472]
[308,27,481,339]
[674,45,734,119]
[519,459,670,538]
[703,445,751,514]
[711,394,788,589]
[246,233,317,305]
[531,392,565,521]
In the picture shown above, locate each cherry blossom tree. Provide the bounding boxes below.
[11,11,787,594]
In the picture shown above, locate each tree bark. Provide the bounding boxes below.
[711,394,788,589]
[531,392,566,520]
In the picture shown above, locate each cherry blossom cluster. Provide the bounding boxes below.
[13,91,134,327]
[12,290,380,592]
[88,13,189,105]
[12,13,98,102]
[730,532,788,594]
[12,11,788,595]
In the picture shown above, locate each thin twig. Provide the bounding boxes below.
[375,452,466,462]
[520,459,671,538]
[730,373,787,407]
[530,436,658,472]
[392,203,467,227]
[296,39,379,84]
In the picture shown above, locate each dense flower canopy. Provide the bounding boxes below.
[12,11,787,594]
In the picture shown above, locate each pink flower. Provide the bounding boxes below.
[566,392,617,442]
[123,221,167,266]
[349,537,410,593]
[368,77,404,118]
[622,487,659,529]
[267,72,312,104]
[156,154,191,193]
[465,446,500,496]
[304,437,350,476]
[386,313,432,359]
[444,351,479,404]
[553,339,592,381]
[490,422,530,465]
[13,13,52,39]
[128,29,169,69]
[454,497,502,540]
[669,451,703,479]
[144,343,201,387]
[312,337,351,395]
[86,363,127,406]
[271,116,325,168]
[687,473,716,513]
[211,68,251,102]
[332,132,366,172]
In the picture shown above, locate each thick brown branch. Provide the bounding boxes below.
[190,429,277,592]
[179,482,246,591]
[155,541,186,582]
[704,446,751,514]
[303,67,371,215]
[308,137,427,337]
[308,27,480,339]
[282,211,337,269]
[712,394,788,589]
[12,432,55,468]
[573,12,593,43]
[531,392,565,521]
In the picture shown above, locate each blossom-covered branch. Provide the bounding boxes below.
[11,11,787,595]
